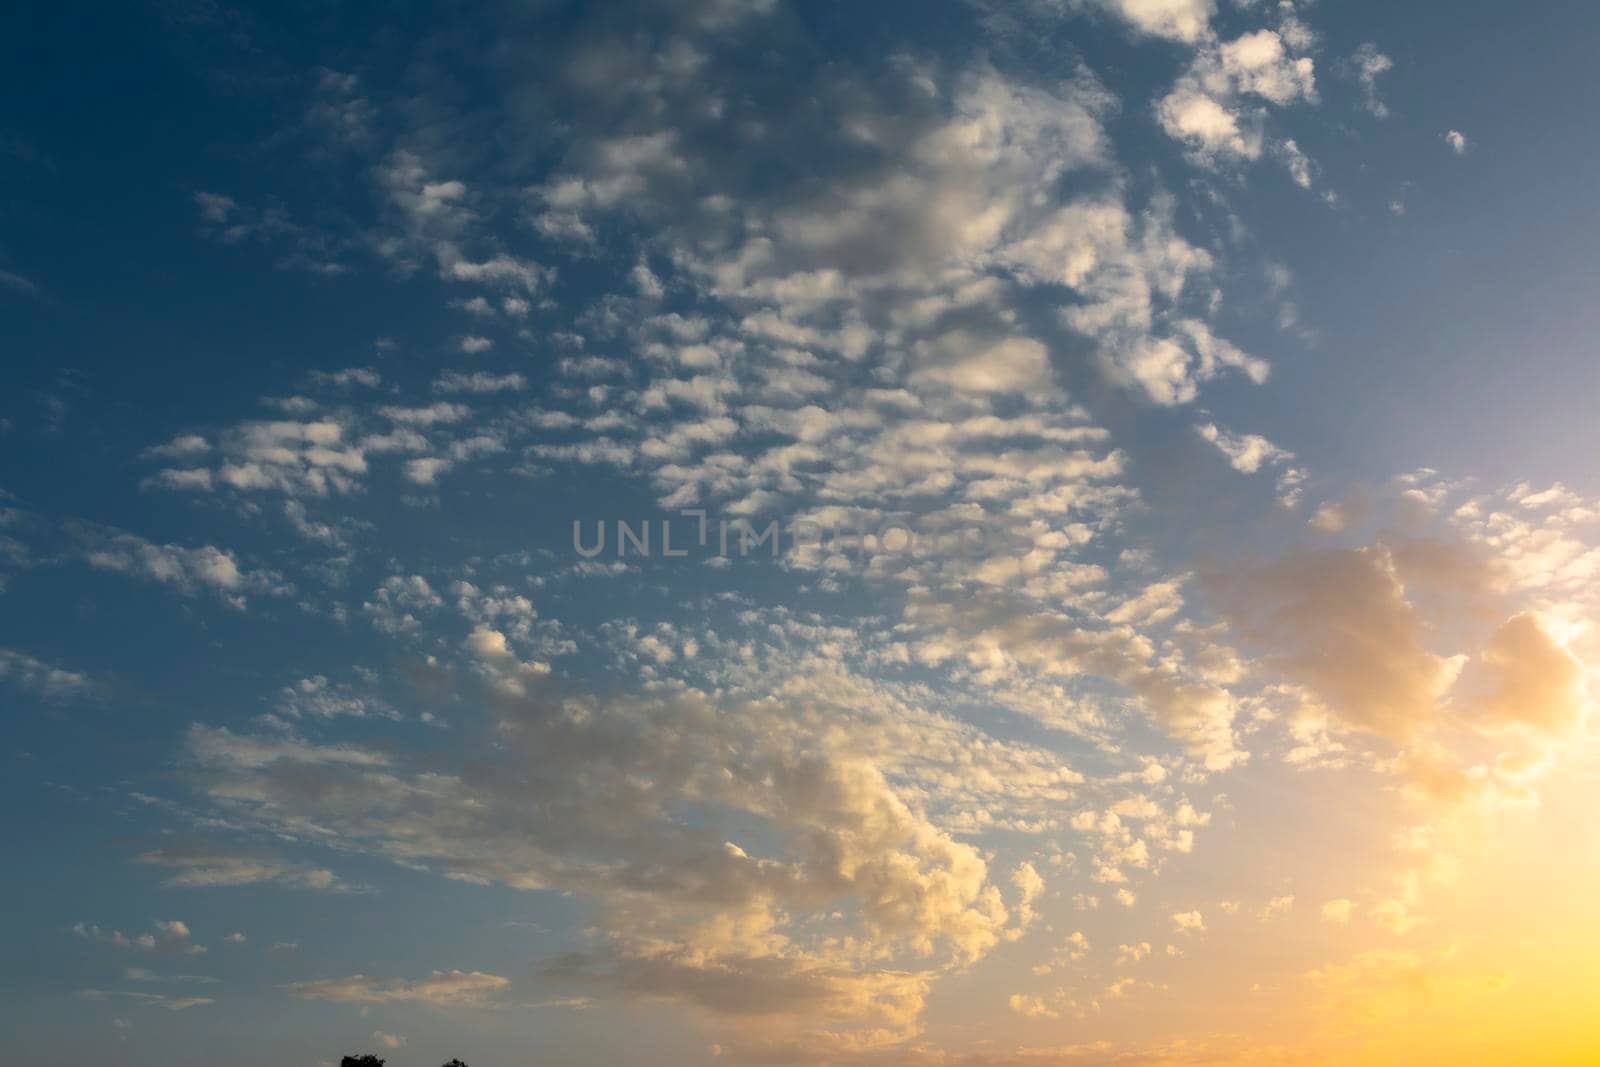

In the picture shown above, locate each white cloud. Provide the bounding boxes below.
[433,371,527,394]
[1219,29,1316,106]
[69,16,1600,1062]
[378,402,471,426]
[1155,27,1317,169]
[74,920,205,955]
[363,575,443,634]
[144,434,210,459]
[404,456,453,485]
[0,647,92,700]
[193,191,236,223]
[310,367,382,389]
[276,674,396,720]
[1352,43,1394,118]
[1157,86,1256,161]
[1275,137,1315,188]
[1008,992,1058,1019]
[1083,0,1214,43]
[80,529,283,608]
[912,335,1053,395]
[180,649,1100,1047]
[288,970,511,1005]
[1195,422,1292,474]
[145,417,368,498]
[135,845,348,892]
[0,269,39,295]
[1259,894,1294,920]
[79,990,213,1011]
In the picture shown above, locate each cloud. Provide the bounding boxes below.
[1258,895,1294,920]
[288,970,510,1005]
[178,652,1102,1048]
[405,456,451,485]
[191,190,348,274]
[1468,613,1585,734]
[307,69,376,148]
[363,574,444,634]
[77,528,283,608]
[1110,319,1268,407]
[97,542,243,591]
[1008,992,1058,1019]
[145,417,368,498]
[1352,43,1394,118]
[1117,940,1151,964]
[905,597,1247,769]
[1306,948,1510,1025]
[378,403,471,426]
[0,647,93,700]
[464,625,552,695]
[145,434,211,459]
[74,920,205,955]
[184,724,392,770]
[1195,423,1290,475]
[1155,28,1317,170]
[1219,30,1316,106]
[1275,138,1315,189]
[433,371,528,394]
[1196,422,1304,505]
[134,844,349,892]
[1444,129,1469,154]
[1,269,41,297]
[1206,473,1599,815]
[191,685,1026,965]
[311,367,383,389]
[193,191,237,223]
[64,8,1600,1063]
[78,990,214,1011]
[1157,86,1255,161]
[534,56,1261,420]
[1082,0,1214,43]
[529,995,594,1009]
[1206,545,1464,741]
[276,674,397,720]
[911,335,1052,395]
[122,968,217,984]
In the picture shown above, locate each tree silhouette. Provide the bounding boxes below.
[335,1051,468,1066]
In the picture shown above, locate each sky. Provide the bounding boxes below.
[2,1,1600,1064]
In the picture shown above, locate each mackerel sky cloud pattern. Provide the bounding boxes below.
[3,2,1600,1065]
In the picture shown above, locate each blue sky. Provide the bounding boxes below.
[3,2,1600,1065]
